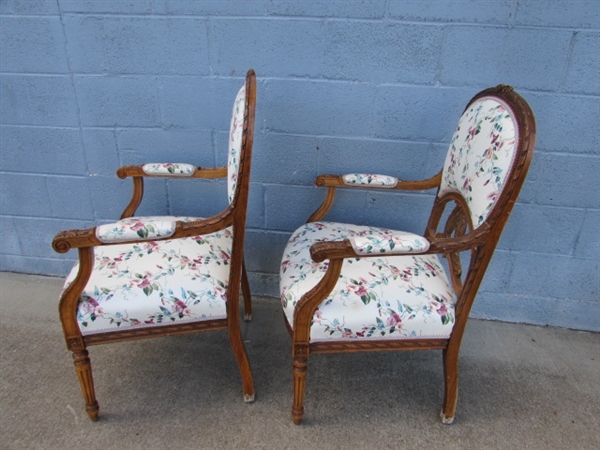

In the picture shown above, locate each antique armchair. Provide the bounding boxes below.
[52,69,256,421]
[280,85,536,424]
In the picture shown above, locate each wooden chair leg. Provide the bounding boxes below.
[241,260,252,321]
[71,347,99,422]
[292,343,309,425]
[228,319,255,403]
[441,347,459,424]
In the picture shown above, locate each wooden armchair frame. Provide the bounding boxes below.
[52,70,257,421]
[286,85,536,424]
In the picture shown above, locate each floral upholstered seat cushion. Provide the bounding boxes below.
[64,217,233,336]
[280,222,457,341]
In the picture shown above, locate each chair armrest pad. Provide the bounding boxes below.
[342,173,398,188]
[349,229,430,255]
[141,163,196,177]
[95,216,181,243]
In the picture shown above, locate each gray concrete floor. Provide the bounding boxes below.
[1,271,598,450]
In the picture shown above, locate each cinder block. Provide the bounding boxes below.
[154,0,270,16]
[0,0,59,14]
[268,0,385,18]
[318,138,444,181]
[64,16,208,75]
[515,0,600,28]
[210,18,325,78]
[252,133,319,185]
[479,250,516,293]
[440,26,572,91]
[160,76,242,130]
[246,182,265,229]
[264,184,323,231]
[14,217,91,258]
[575,210,600,260]
[527,153,600,208]
[373,85,470,141]
[322,21,442,84]
[81,129,120,176]
[167,178,228,217]
[87,175,168,220]
[498,204,586,255]
[470,293,556,327]
[0,174,52,217]
[509,253,598,301]
[58,0,153,13]
[564,32,600,96]
[552,298,600,332]
[46,176,94,220]
[116,128,214,166]
[527,93,599,154]
[263,80,377,137]
[0,75,79,126]
[389,0,514,24]
[75,76,160,127]
[0,217,20,255]
[1,17,69,73]
[1,126,86,176]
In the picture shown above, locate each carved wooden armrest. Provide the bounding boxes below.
[309,228,490,263]
[315,172,441,191]
[53,211,234,253]
[116,164,227,179]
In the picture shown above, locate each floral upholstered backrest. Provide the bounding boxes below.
[438,97,518,228]
[227,84,246,204]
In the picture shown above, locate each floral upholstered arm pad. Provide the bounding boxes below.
[350,228,430,255]
[95,217,178,243]
[142,163,196,176]
[342,173,399,188]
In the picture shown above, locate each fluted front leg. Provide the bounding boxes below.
[292,343,309,425]
[71,347,99,422]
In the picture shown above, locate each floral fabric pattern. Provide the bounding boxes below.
[342,173,398,188]
[95,216,194,243]
[142,163,196,176]
[65,218,233,336]
[228,84,246,204]
[350,228,430,255]
[439,97,518,227]
[280,222,457,341]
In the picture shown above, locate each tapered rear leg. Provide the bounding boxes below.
[241,260,252,321]
[228,316,255,402]
[441,347,458,424]
[72,347,99,421]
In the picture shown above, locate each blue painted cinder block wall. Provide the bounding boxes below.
[1,0,598,331]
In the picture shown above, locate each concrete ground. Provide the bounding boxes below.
[1,272,598,450]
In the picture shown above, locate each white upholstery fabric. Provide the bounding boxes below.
[350,228,430,255]
[342,173,399,188]
[280,222,457,341]
[142,163,196,176]
[439,97,518,227]
[65,217,233,336]
[228,84,246,204]
[96,216,180,243]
